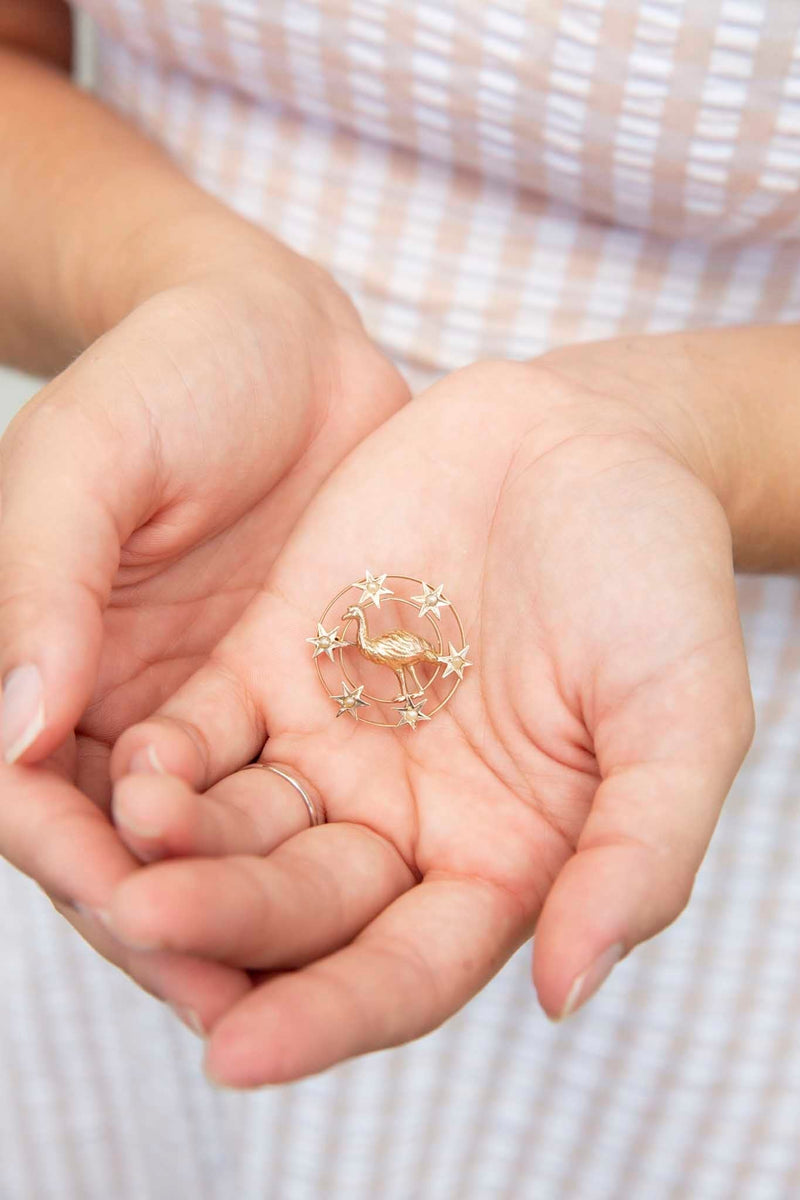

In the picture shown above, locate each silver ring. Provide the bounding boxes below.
[241,761,326,828]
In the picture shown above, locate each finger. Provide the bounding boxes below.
[532,653,755,1021]
[0,379,154,764]
[106,822,416,966]
[109,580,332,790]
[203,874,534,1087]
[0,758,251,1036]
[109,651,266,790]
[110,763,323,861]
[0,761,143,907]
[50,898,252,1034]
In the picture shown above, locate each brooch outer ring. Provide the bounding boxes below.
[312,573,469,728]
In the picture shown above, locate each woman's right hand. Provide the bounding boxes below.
[0,210,408,1015]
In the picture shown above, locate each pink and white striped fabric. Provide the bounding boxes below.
[2,2,800,1196]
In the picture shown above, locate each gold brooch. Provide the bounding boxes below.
[309,572,471,729]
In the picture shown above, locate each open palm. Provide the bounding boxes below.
[106,358,754,1084]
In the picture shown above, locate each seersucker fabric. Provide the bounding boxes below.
[2,2,800,1197]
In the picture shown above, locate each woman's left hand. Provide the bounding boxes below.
[0,218,408,1020]
[103,347,754,1086]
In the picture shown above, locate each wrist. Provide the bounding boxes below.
[541,334,737,487]
[72,200,266,343]
[538,331,759,563]
[74,196,356,349]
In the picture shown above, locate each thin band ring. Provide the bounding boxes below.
[241,761,326,828]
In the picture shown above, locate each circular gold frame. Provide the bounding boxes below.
[314,574,467,728]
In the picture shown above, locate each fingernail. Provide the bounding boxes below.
[110,923,164,951]
[53,899,94,922]
[2,664,45,764]
[68,902,116,926]
[171,1004,205,1037]
[202,1063,237,1090]
[128,744,165,774]
[558,942,624,1020]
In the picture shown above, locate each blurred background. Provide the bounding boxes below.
[0,369,40,433]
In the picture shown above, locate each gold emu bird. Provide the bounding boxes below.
[342,604,438,698]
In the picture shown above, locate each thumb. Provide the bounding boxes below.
[532,652,755,1020]
[0,380,155,764]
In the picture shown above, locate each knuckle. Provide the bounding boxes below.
[664,862,697,921]
[713,677,756,764]
[736,691,757,755]
[161,715,214,784]
[636,841,697,927]
[0,566,46,612]
[205,654,263,741]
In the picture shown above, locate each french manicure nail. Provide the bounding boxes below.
[171,1004,205,1037]
[203,1063,236,1090]
[558,941,624,1020]
[2,664,45,763]
[128,744,165,774]
[72,902,112,927]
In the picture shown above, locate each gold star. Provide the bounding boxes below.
[352,569,393,609]
[332,680,369,719]
[307,622,347,661]
[437,642,472,681]
[395,695,431,730]
[411,581,451,620]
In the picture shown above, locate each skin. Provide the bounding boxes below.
[97,351,757,1086]
[0,257,408,1013]
[0,0,798,1090]
[0,3,408,1016]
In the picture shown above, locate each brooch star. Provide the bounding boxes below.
[395,694,431,730]
[437,642,472,681]
[352,569,393,609]
[332,680,369,719]
[307,622,348,661]
[411,581,451,620]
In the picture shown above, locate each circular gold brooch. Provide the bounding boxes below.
[309,571,471,729]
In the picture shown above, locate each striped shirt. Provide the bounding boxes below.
[2,1,800,1196]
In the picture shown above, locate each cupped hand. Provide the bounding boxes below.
[0,217,408,1014]
[106,352,754,1084]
